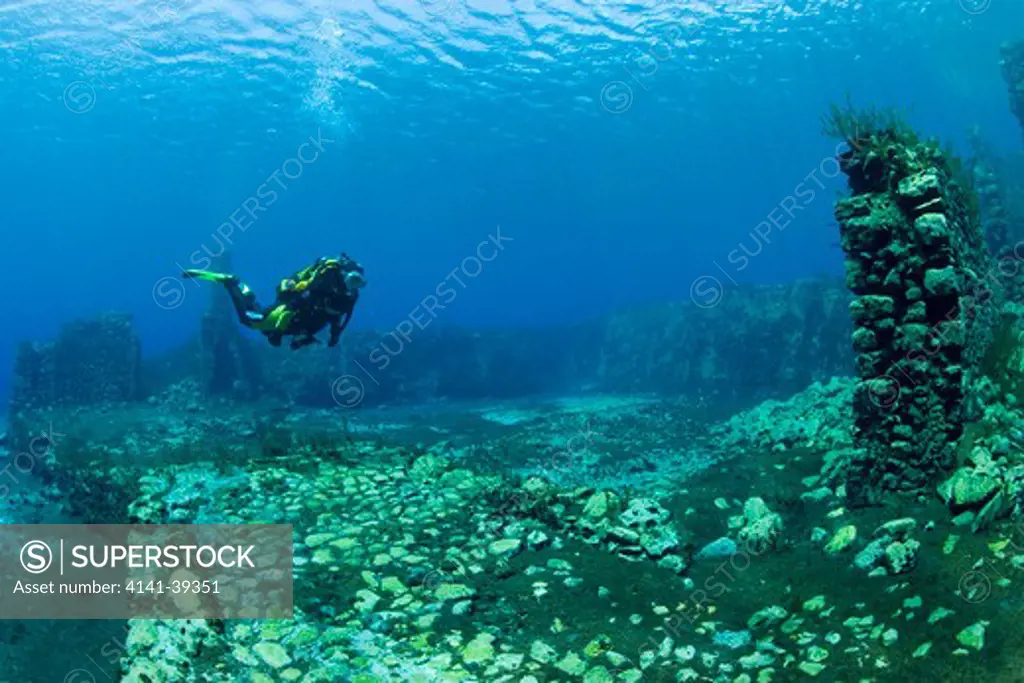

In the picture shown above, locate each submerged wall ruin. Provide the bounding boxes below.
[832,118,998,503]
[6,280,855,428]
[7,313,142,453]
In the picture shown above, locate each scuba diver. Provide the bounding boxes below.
[182,254,366,350]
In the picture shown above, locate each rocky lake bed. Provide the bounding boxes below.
[4,382,1024,682]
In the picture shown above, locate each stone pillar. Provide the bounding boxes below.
[9,342,55,412]
[7,342,55,455]
[968,128,1024,304]
[969,129,1012,256]
[1001,41,1024,143]
[198,251,262,400]
[833,124,997,503]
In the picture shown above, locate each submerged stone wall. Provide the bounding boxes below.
[835,127,997,502]
[9,313,142,410]
[7,312,142,452]
[8,281,857,423]
[592,279,852,400]
[247,280,853,409]
[254,323,598,408]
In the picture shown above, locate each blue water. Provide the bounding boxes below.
[0,0,1021,404]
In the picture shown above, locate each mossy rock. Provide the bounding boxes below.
[938,468,1001,511]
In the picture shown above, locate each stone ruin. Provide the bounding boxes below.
[10,313,141,410]
[832,117,999,504]
[197,251,263,400]
[7,312,141,451]
[970,38,1024,303]
[969,129,1014,257]
[968,130,1024,308]
[5,278,859,435]
[1001,40,1024,144]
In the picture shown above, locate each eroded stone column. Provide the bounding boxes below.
[1001,41,1024,142]
[198,252,263,399]
[834,127,997,503]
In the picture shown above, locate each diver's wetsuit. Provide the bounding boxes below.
[274,287,359,349]
[183,255,363,349]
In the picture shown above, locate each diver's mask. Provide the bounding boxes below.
[344,270,367,292]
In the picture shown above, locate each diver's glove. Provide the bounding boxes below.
[328,312,351,348]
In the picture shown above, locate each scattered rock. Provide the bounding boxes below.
[527,530,551,551]
[874,518,916,538]
[462,633,496,664]
[489,538,524,558]
[435,583,476,601]
[640,528,679,558]
[696,537,737,561]
[712,630,752,650]
[530,640,558,664]
[607,526,640,545]
[939,468,1001,511]
[884,539,920,574]
[952,510,976,527]
[253,642,291,669]
[798,661,826,676]
[803,595,826,612]
[657,554,687,574]
[956,622,987,651]
[583,491,617,520]
[555,652,587,676]
[619,498,671,529]
[738,497,783,554]
[853,538,888,571]
[825,525,857,554]
[748,606,788,630]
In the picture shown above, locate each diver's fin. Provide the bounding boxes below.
[181,269,238,284]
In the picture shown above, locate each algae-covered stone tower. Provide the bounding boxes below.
[828,106,998,503]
